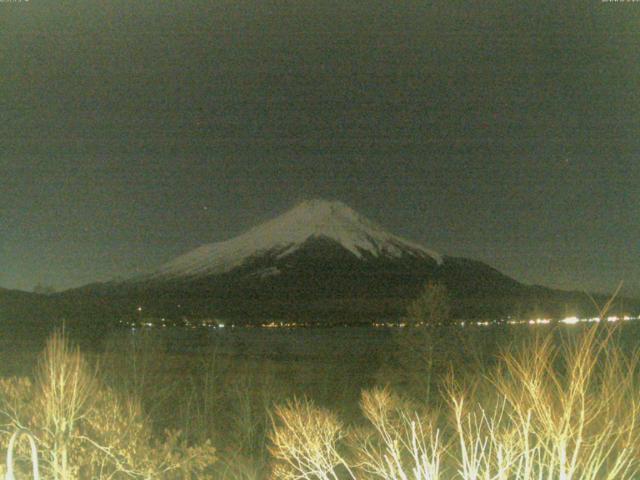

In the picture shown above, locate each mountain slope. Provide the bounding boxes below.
[63,199,637,322]
[0,287,57,340]
[102,199,526,319]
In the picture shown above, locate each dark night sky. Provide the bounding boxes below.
[1,0,638,296]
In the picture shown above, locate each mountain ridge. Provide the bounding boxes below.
[54,199,633,322]
[9,199,635,324]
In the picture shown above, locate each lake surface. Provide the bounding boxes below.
[114,325,395,358]
[113,320,640,359]
[6,320,640,366]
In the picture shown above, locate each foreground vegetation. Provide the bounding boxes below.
[1,322,639,478]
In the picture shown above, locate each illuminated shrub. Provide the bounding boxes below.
[270,326,640,479]
[269,397,352,480]
[0,331,216,479]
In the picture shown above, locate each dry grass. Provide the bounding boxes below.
[269,325,640,479]
[453,325,640,479]
[2,321,640,479]
[0,330,217,479]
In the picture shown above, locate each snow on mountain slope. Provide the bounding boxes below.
[151,199,442,279]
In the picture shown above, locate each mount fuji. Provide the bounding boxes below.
[4,200,638,335]
[63,199,629,322]
[81,199,525,320]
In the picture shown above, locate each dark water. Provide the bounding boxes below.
[6,321,640,366]
[111,325,394,359]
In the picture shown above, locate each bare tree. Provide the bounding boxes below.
[406,282,451,326]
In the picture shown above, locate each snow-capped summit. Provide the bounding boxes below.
[151,199,441,279]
